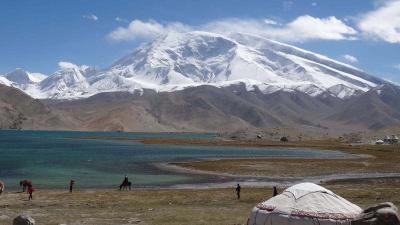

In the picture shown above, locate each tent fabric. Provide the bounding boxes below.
[247,183,362,225]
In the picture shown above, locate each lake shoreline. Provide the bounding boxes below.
[2,132,399,191]
[1,133,400,225]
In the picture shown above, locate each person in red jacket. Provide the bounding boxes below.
[27,185,34,200]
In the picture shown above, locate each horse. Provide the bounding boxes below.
[19,180,32,192]
[0,181,4,195]
[119,181,131,191]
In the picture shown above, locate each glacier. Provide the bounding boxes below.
[0,31,385,99]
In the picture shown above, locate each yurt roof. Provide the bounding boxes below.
[256,183,362,220]
[284,182,333,199]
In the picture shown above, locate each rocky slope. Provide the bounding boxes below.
[2,82,400,133]
[47,84,400,133]
[0,84,74,130]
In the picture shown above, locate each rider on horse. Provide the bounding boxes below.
[119,175,131,190]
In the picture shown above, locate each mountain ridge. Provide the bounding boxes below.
[0,31,387,100]
[2,82,400,133]
[1,31,400,133]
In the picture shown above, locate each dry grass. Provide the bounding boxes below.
[1,179,400,225]
[174,156,400,178]
[0,188,269,225]
[170,140,400,178]
[326,177,400,207]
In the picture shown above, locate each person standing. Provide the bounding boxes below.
[236,184,241,200]
[27,185,34,200]
[69,180,75,193]
[273,186,278,197]
[123,175,128,185]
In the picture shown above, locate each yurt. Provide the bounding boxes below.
[247,183,362,225]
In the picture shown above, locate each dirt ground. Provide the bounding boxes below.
[1,178,400,225]
[1,188,271,225]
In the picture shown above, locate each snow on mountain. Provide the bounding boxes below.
[38,62,91,98]
[96,31,382,99]
[4,68,46,85]
[0,76,13,86]
[0,69,47,97]
[0,31,386,99]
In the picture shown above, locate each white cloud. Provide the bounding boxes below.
[204,15,357,42]
[108,19,190,41]
[115,17,128,23]
[58,61,90,71]
[263,19,278,25]
[342,54,358,63]
[394,64,400,70]
[108,16,356,43]
[83,14,98,21]
[58,61,79,70]
[284,15,357,41]
[311,2,317,7]
[358,0,400,43]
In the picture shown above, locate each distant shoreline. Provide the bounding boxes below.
[3,133,399,191]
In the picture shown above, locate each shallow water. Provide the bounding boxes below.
[0,130,351,190]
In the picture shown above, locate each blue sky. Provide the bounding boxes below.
[1,0,400,82]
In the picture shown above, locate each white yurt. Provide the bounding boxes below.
[247,183,362,225]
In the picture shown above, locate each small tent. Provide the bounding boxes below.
[392,135,399,144]
[247,183,362,225]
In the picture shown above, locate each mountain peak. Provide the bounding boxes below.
[0,31,387,99]
[38,62,90,98]
[5,68,46,85]
[104,31,382,98]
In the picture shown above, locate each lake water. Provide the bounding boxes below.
[0,130,350,190]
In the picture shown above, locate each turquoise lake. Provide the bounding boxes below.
[0,130,350,190]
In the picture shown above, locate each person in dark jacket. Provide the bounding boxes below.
[236,184,241,199]
[69,180,75,193]
[123,175,128,185]
[273,186,278,197]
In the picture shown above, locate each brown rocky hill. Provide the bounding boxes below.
[48,85,343,132]
[3,83,400,133]
[0,84,74,130]
[329,84,400,130]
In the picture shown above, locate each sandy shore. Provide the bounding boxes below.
[156,161,400,188]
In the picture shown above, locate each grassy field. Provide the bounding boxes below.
[1,178,400,225]
[171,140,400,178]
[1,188,269,225]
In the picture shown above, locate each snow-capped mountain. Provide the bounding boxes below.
[3,68,46,85]
[0,76,13,86]
[95,31,383,99]
[0,68,47,97]
[0,31,386,99]
[39,62,91,99]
